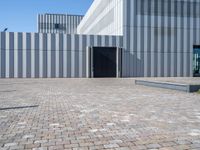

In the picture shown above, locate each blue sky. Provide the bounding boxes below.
[0,0,93,32]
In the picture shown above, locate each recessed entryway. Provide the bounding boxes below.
[86,47,122,78]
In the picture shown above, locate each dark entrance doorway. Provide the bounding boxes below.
[86,47,122,78]
[93,47,116,78]
[193,46,200,77]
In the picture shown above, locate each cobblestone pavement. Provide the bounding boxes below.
[0,78,200,150]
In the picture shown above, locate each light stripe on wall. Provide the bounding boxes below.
[39,33,43,78]
[31,33,35,78]
[55,34,59,78]
[14,32,18,78]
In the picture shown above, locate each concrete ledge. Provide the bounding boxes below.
[135,80,200,93]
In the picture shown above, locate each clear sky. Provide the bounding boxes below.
[0,0,93,32]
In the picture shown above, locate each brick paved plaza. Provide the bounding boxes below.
[0,78,200,150]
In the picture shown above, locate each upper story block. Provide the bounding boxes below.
[38,13,84,34]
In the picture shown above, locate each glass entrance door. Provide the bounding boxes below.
[193,46,200,77]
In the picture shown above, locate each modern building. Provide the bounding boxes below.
[38,14,83,34]
[0,0,200,78]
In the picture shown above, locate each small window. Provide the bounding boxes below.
[54,24,60,29]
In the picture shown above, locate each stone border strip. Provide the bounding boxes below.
[135,80,200,93]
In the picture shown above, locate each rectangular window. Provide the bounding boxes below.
[54,24,60,29]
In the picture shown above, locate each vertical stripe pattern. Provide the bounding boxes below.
[38,14,83,34]
[123,0,200,77]
[0,32,123,78]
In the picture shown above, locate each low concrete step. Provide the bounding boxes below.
[135,80,200,93]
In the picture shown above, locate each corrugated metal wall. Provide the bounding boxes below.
[0,32,123,78]
[123,0,200,77]
[38,14,83,34]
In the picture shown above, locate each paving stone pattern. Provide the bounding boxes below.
[0,78,200,150]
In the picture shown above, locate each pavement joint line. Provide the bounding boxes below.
[0,105,39,111]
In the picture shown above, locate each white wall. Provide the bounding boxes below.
[77,0,123,36]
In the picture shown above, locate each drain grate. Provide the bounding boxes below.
[0,105,39,111]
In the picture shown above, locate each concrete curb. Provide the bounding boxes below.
[135,80,200,93]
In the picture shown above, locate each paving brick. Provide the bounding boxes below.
[159,142,176,147]
[190,143,200,149]
[64,144,79,149]
[79,142,94,147]
[88,145,104,150]
[159,147,176,150]
[0,78,200,150]
[146,143,161,149]
[129,145,147,150]
[104,143,119,148]
[25,144,40,149]
[172,145,190,150]
[115,147,130,150]
[22,135,35,139]
[4,143,18,147]
[49,145,64,150]
[32,147,48,150]
[34,140,48,144]
[175,140,191,145]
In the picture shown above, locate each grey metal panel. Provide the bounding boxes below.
[26,33,31,78]
[5,32,9,78]
[75,35,79,77]
[67,34,71,78]
[163,2,168,77]
[101,35,105,46]
[150,27,155,77]
[59,34,63,78]
[97,36,101,46]
[35,33,39,78]
[51,34,56,78]
[18,33,23,78]
[71,34,75,77]
[82,35,87,77]
[1,32,5,78]
[43,33,47,78]
[90,35,94,46]
[47,33,51,78]
[79,35,83,77]
[9,32,14,78]
[170,0,175,77]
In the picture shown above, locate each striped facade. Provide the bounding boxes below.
[122,0,200,77]
[0,32,123,78]
[77,0,200,77]
[0,0,199,78]
[38,14,83,34]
